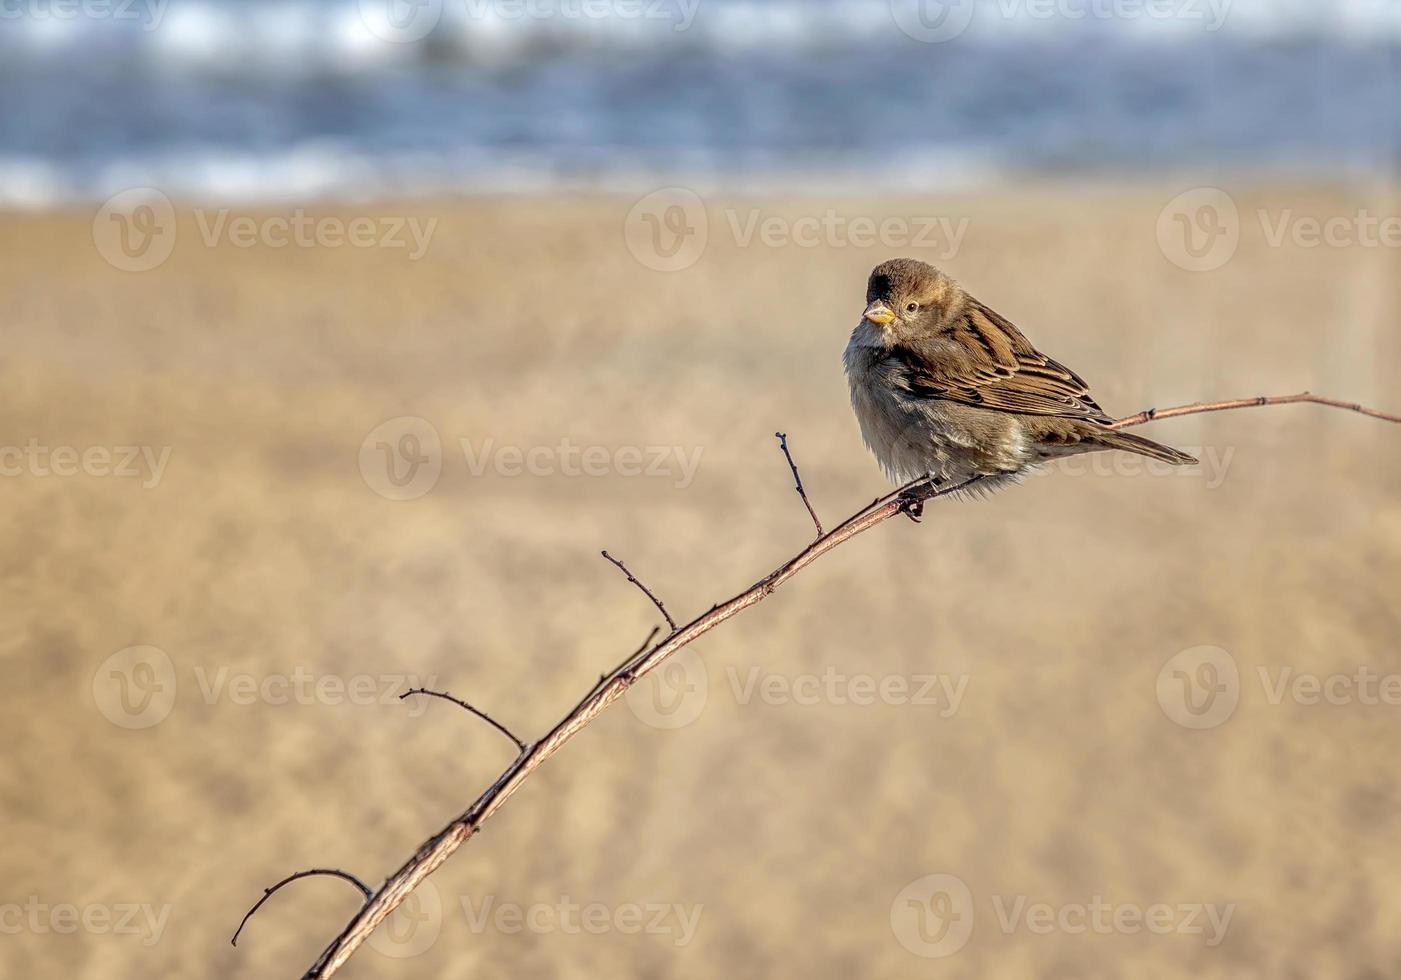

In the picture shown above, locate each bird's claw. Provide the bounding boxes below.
[897,493,924,523]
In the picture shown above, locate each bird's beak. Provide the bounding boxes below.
[863,301,896,327]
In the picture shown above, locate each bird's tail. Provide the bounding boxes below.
[1096,430,1198,466]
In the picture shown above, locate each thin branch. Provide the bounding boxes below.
[399,688,527,753]
[570,625,663,718]
[774,432,824,536]
[232,869,372,947]
[289,389,1398,979]
[1109,390,1401,429]
[600,550,676,630]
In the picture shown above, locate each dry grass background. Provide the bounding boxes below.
[2,184,1399,979]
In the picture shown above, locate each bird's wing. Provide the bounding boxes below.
[893,299,1113,422]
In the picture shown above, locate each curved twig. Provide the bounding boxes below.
[284,390,1397,979]
[399,688,527,753]
[600,550,676,630]
[231,869,372,947]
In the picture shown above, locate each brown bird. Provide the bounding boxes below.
[844,258,1196,509]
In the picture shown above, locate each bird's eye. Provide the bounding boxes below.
[905,302,919,313]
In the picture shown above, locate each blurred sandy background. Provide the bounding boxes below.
[3,184,1400,980]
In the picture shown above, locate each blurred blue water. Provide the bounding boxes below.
[0,0,1396,204]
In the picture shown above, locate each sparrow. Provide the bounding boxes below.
[844,258,1196,510]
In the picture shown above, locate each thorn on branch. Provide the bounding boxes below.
[232,869,373,947]
[774,432,824,537]
[600,550,677,630]
[400,688,527,753]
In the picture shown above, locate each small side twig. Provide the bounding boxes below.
[570,625,663,716]
[774,432,824,537]
[232,869,372,947]
[600,551,676,630]
[400,688,527,753]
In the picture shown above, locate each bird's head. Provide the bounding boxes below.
[860,258,963,343]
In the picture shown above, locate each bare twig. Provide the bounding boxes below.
[1109,390,1401,429]
[600,550,676,630]
[232,869,371,947]
[775,432,824,536]
[284,389,1397,979]
[568,625,664,719]
[399,688,527,753]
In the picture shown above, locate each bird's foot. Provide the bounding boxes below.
[896,474,940,523]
